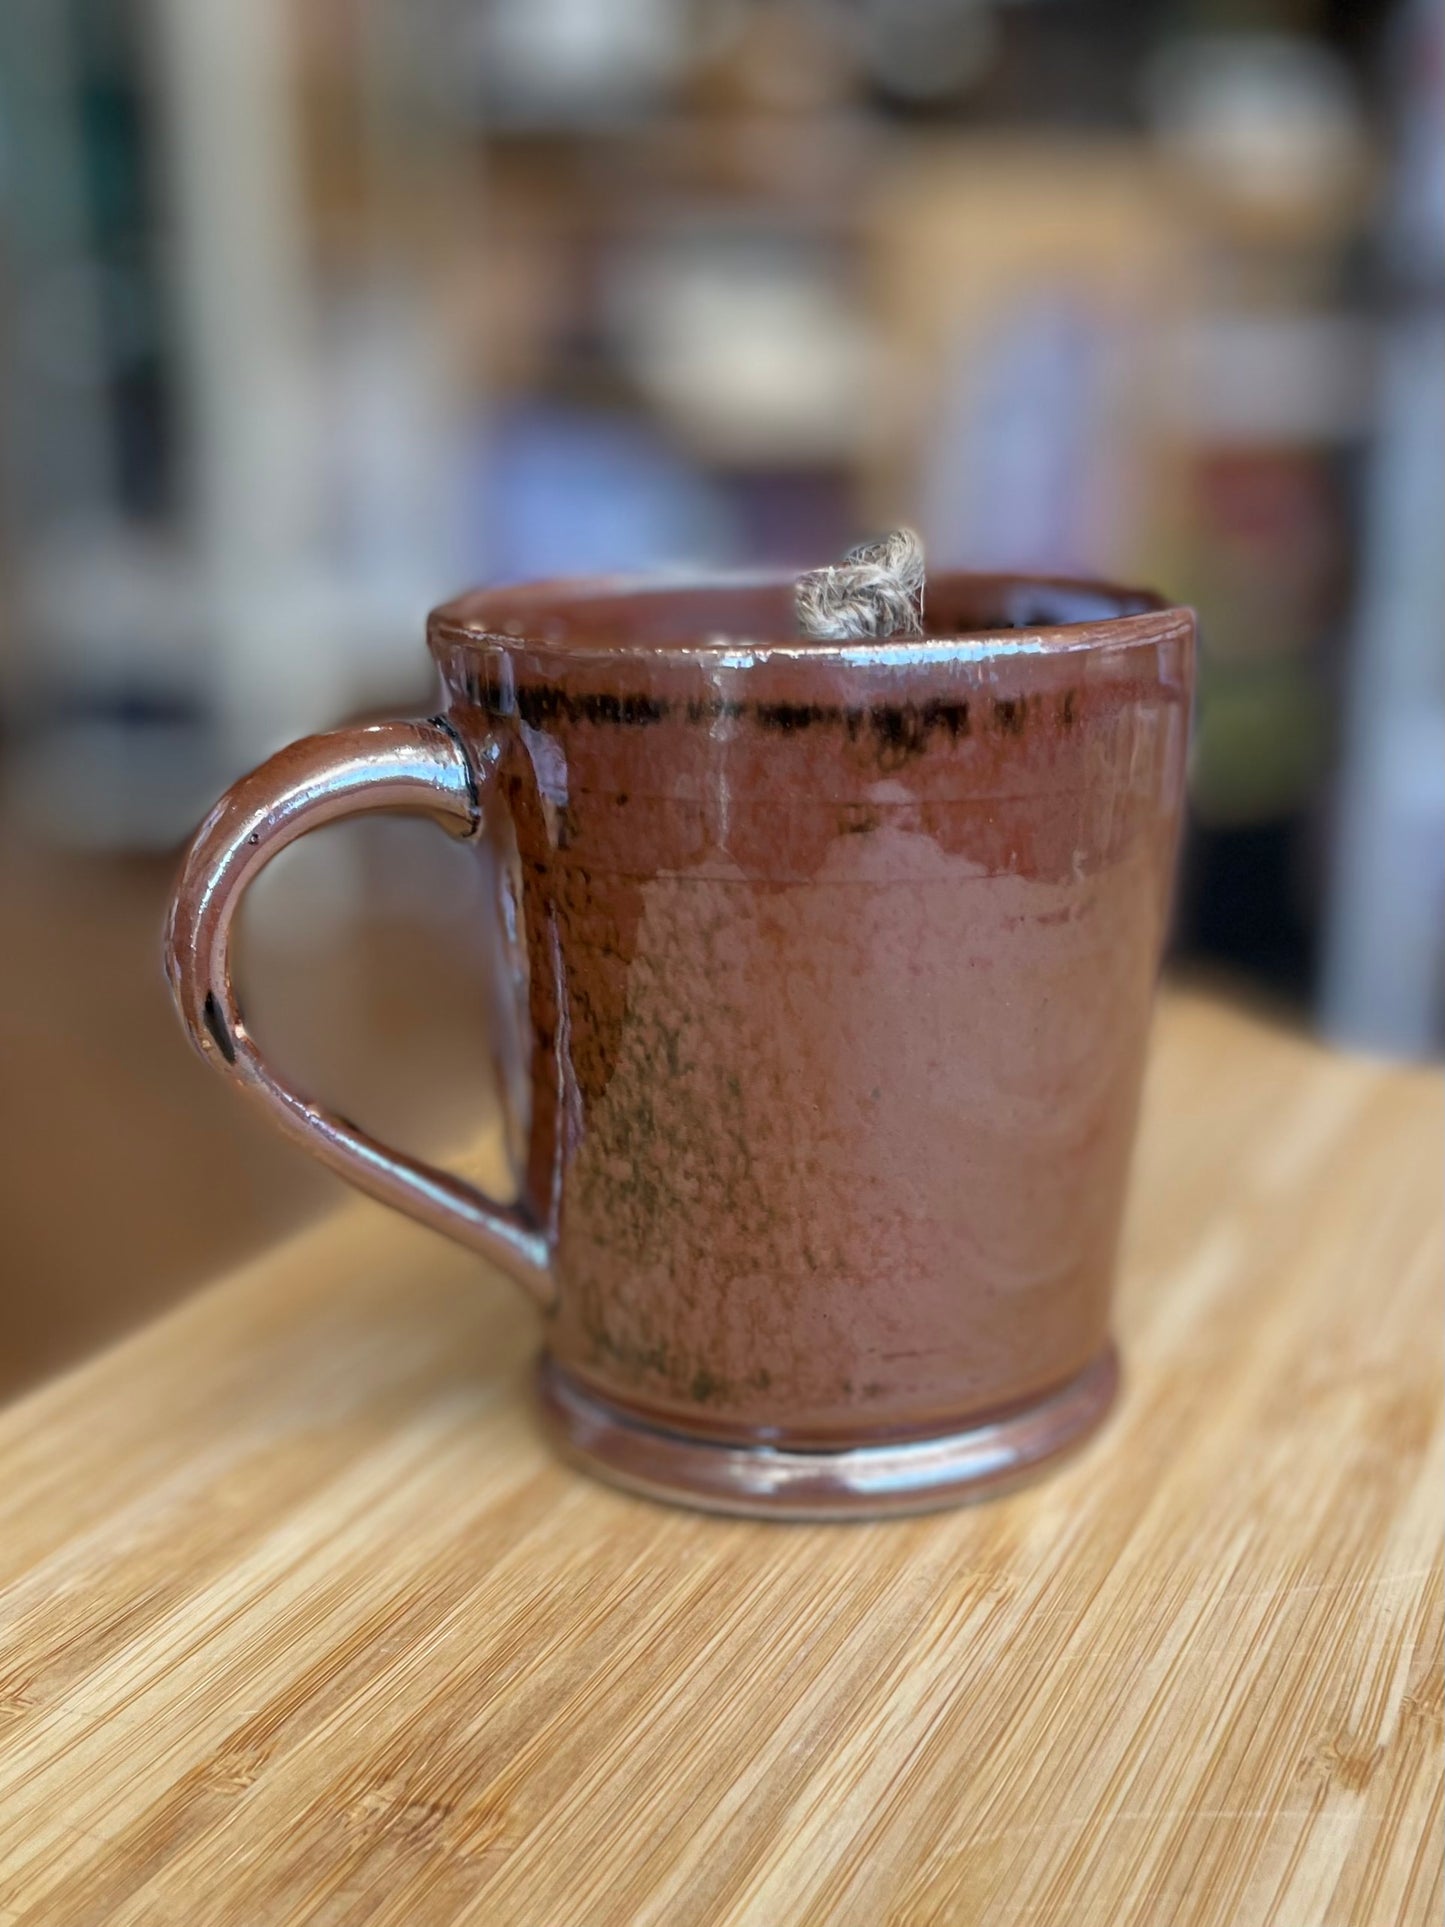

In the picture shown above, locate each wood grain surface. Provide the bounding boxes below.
[0,991,1439,1926]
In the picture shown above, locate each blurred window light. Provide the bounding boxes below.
[1144,33,1369,225]
[467,0,690,127]
[606,232,875,464]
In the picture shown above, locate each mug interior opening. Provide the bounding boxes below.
[434,571,1168,652]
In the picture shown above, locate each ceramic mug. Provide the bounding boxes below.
[166,572,1194,1518]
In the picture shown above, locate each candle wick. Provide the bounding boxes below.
[795,528,926,641]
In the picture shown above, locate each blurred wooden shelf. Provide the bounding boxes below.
[0,989,1439,1924]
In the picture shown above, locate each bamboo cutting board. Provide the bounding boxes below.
[0,991,1439,1926]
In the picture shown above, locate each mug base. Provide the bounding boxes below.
[535,1347,1119,1521]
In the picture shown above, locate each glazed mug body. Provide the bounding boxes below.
[167,572,1194,1517]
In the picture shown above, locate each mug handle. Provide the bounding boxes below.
[163,716,554,1311]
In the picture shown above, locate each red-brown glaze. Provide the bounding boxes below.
[430,572,1194,1449]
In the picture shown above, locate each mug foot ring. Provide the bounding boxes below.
[535,1347,1119,1521]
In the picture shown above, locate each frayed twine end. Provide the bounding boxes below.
[795,528,925,641]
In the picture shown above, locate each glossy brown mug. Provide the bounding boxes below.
[166,572,1194,1518]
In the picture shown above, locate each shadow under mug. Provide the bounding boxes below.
[166,571,1195,1519]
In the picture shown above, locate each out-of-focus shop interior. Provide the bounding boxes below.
[0,0,1440,1392]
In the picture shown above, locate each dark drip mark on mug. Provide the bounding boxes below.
[755,702,824,734]
[993,698,1026,737]
[870,705,932,769]
[752,699,972,752]
[925,699,971,740]
[1061,689,1078,731]
[871,699,972,766]
[690,1368,724,1404]
[516,686,668,729]
[496,684,985,755]
[839,805,880,836]
[202,990,237,1066]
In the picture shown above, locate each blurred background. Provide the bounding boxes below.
[0,0,1440,1398]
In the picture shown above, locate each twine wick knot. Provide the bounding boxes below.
[795,528,925,641]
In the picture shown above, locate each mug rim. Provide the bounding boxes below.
[428,568,1194,667]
